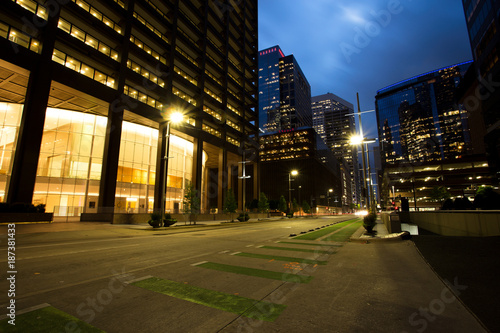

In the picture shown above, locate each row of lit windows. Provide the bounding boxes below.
[227,136,239,147]
[124,85,162,109]
[202,124,221,138]
[133,11,169,44]
[143,0,170,23]
[173,86,197,106]
[205,69,222,85]
[178,27,198,47]
[52,49,116,88]
[127,60,165,87]
[206,52,223,70]
[226,119,241,131]
[174,65,197,85]
[0,22,42,53]
[227,103,241,116]
[72,0,123,35]
[201,106,221,121]
[11,0,48,20]
[58,18,119,61]
[130,35,167,65]
[175,46,199,67]
[204,87,222,103]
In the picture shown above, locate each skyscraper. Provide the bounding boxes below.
[312,93,359,206]
[258,46,284,133]
[376,61,473,166]
[258,47,311,133]
[0,0,258,219]
[461,0,500,183]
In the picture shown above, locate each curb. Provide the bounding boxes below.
[349,227,410,243]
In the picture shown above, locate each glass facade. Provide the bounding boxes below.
[0,103,23,202]
[258,46,284,133]
[1,103,199,216]
[376,61,473,166]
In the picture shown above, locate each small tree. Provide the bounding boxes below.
[292,198,299,215]
[278,195,287,215]
[182,183,200,225]
[430,186,451,206]
[223,188,238,222]
[302,200,311,215]
[474,186,500,210]
[258,192,270,213]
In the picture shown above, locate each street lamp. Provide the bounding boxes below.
[161,111,184,226]
[327,188,333,214]
[288,170,298,210]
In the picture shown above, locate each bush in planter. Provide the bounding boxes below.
[148,212,162,228]
[237,213,250,222]
[363,213,377,233]
[163,213,177,227]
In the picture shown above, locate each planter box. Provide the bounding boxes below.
[0,213,53,223]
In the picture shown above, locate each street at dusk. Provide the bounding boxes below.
[1,0,500,332]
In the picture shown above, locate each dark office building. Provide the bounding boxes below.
[376,61,498,209]
[259,127,342,211]
[376,61,473,166]
[258,46,311,133]
[461,0,500,183]
[312,92,359,206]
[0,0,259,219]
[258,45,284,133]
[279,55,312,130]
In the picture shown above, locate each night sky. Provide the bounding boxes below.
[258,0,473,141]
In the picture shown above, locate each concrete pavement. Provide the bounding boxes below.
[0,216,489,332]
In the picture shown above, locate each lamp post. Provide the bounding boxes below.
[327,188,333,214]
[161,111,183,226]
[288,170,298,210]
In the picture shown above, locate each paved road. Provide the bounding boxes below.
[0,216,486,332]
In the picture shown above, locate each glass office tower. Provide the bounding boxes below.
[376,61,473,166]
[0,0,259,219]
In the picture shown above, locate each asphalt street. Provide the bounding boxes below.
[0,216,487,332]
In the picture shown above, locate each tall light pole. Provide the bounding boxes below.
[161,111,183,226]
[328,188,333,214]
[288,170,298,210]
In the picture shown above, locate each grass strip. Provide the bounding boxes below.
[278,241,343,247]
[0,306,104,333]
[132,277,286,322]
[235,252,327,265]
[198,262,313,283]
[260,246,332,254]
[294,219,360,240]
[323,221,363,242]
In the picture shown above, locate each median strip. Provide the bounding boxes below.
[197,262,313,283]
[235,252,327,265]
[259,246,333,254]
[293,219,360,240]
[131,277,286,322]
[0,305,104,332]
[277,241,343,247]
[322,220,363,242]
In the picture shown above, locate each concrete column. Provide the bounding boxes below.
[6,7,60,204]
[192,137,203,212]
[153,122,168,212]
[217,149,227,212]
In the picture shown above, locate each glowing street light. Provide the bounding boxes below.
[288,170,298,210]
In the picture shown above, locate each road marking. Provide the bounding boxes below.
[0,244,141,262]
[0,303,50,321]
[191,261,208,266]
[124,275,153,285]
[218,250,231,254]
[131,277,287,322]
[230,252,241,256]
[245,244,254,247]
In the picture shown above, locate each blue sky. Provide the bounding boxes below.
[258,0,473,141]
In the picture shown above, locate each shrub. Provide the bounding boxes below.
[148,212,162,228]
[163,213,177,227]
[237,213,250,222]
[363,213,377,233]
